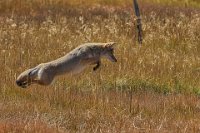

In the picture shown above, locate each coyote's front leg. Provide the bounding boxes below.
[93,61,101,71]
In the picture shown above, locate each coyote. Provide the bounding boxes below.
[16,42,117,88]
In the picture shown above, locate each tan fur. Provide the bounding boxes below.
[16,42,117,88]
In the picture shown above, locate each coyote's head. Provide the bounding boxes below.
[102,42,117,62]
[16,68,38,88]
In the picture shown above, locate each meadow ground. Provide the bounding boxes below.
[0,0,200,132]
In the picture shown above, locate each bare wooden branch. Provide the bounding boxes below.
[133,0,143,44]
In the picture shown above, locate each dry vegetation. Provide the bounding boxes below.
[0,0,200,132]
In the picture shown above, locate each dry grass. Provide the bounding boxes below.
[0,0,200,132]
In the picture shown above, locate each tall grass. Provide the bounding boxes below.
[0,0,200,15]
[0,0,200,132]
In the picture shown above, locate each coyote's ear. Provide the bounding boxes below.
[104,42,117,49]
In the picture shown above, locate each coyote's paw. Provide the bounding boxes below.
[93,61,101,71]
[93,66,98,71]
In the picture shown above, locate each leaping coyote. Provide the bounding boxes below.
[16,42,117,88]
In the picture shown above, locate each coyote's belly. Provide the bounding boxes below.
[70,64,87,74]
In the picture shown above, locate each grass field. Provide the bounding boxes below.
[0,0,200,132]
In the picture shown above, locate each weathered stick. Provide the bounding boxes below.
[133,0,142,44]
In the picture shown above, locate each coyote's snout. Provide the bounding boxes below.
[16,42,117,88]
